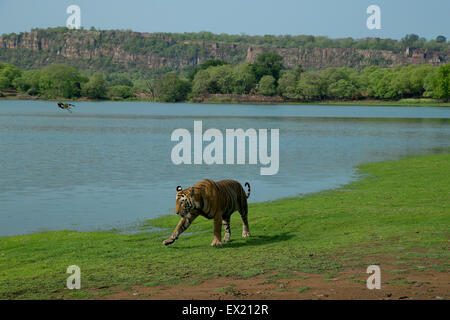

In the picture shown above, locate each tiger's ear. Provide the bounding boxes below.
[190,187,195,195]
[176,186,182,192]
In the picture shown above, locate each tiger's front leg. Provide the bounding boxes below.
[163,215,196,246]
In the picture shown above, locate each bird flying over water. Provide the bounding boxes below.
[57,102,75,113]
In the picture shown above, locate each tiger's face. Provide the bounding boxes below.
[175,186,195,218]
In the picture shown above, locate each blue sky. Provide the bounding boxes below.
[0,0,448,39]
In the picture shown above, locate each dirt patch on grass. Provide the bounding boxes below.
[95,255,449,300]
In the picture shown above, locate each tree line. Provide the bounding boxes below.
[0,63,134,100]
[1,53,449,102]
[157,53,449,102]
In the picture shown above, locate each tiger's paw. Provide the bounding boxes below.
[163,238,174,246]
[242,231,251,238]
[210,239,223,247]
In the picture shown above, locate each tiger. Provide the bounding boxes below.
[162,179,251,247]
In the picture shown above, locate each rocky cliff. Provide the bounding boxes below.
[0,29,447,73]
[246,46,446,68]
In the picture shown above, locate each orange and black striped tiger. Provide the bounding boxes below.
[163,179,251,247]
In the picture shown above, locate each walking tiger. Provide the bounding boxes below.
[163,179,251,247]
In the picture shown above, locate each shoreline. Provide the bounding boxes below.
[0,151,446,239]
[0,153,449,299]
[1,95,449,107]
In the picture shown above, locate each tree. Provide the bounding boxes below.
[277,64,304,98]
[157,72,191,102]
[192,64,255,96]
[0,62,21,90]
[258,75,276,96]
[321,67,361,99]
[83,73,107,99]
[277,70,298,99]
[401,34,419,46]
[250,52,284,82]
[192,69,212,96]
[328,79,359,99]
[293,64,304,76]
[370,69,397,99]
[425,64,449,101]
[110,77,134,87]
[208,65,234,94]
[232,63,256,94]
[200,59,228,70]
[436,35,447,43]
[297,71,327,100]
[38,64,86,98]
[13,70,42,95]
[188,59,229,81]
[407,64,433,96]
[389,67,412,98]
[359,65,380,92]
[0,76,9,90]
[109,85,135,99]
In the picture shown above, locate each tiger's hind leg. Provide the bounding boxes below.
[222,216,231,243]
[211,213,223,247]
[239,204,251,238]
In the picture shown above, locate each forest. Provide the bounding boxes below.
[0,52,449,102]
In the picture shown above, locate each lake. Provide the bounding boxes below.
[0,100,449,237]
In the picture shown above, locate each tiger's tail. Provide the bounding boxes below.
[244,182,251,199]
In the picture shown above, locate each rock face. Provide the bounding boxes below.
[0,30,248,72]
[0,29,447,72]
[246,46,446,68]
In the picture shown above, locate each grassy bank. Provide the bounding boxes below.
[0,154,449,299]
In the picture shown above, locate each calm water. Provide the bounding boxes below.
[0,101,449,237]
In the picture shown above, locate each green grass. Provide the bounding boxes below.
[391,269,408,274]
[215,283,237,294]
[322,272,340,281]
[296,286,311,293]
[0,154,449,299]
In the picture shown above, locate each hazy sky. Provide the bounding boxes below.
[0,0,448,40]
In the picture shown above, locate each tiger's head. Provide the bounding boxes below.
[175,186,197,218]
